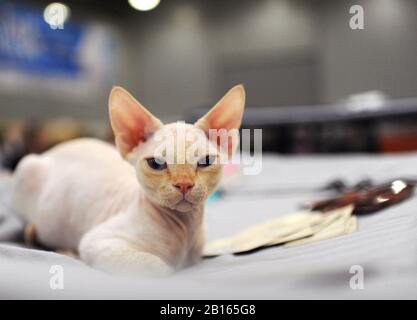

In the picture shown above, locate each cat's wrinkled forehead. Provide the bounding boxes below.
[162,122,201,136]
[139,121,217,160]
[153,122,207,143]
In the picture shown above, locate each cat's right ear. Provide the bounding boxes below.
[109,86,163,158]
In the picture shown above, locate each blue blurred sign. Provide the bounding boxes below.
[0,2,83,76]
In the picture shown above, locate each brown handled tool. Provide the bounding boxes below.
[308,179,416,214]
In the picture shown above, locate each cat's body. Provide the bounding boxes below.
[13,138,203,273]
[11,85,245,274]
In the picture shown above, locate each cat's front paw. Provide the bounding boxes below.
[79,236,173,277]
[93,252,173,277]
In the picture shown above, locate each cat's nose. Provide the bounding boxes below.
[173,181,195,194]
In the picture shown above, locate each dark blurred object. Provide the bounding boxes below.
[38,118,82,150]
[322,178,374,193]
[307,179,416,215]
[1,121,30,171]
[0,118,85,171]
[186,97,417,154]
[379,121,417,152]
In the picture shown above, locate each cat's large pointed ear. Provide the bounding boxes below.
[194,85,245,157]
[109,86,163,158]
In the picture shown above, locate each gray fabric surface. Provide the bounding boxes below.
[0,173,23,243]
[1,153,417,299]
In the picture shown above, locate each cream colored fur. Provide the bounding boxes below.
[11,85,245,275]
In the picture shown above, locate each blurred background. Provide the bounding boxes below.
[1,0,417,170]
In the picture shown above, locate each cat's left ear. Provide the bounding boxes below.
[195,85,245,157]
[109,86,163,158]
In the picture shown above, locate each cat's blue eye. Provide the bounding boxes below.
[197,155,216,168]
[146,158,167,170]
